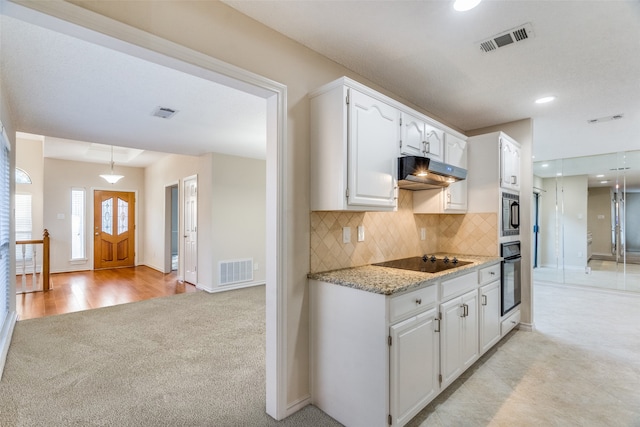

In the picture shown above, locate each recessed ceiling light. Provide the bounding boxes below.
[587,113,624,124]
[556,172,563,176]
[596,174,604,178]
[535,96,556,104]
[600,181,609,184]
[541,163,549,168]
[454,0,482,11]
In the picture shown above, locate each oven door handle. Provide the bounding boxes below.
[503,256,521,263]
[510,201,520,229]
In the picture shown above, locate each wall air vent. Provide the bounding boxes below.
[219,258,253,286]
[152,106,178,119]
[478,23,535,53]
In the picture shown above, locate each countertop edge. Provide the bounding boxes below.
[308,256,503,295]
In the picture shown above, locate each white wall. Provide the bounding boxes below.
[209,153,266,291]
[16,137,44,239]
[43,158,145,273]
[540,175,588,270]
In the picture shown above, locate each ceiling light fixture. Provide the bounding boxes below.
[535,96,556,104]
[99,146,124,184]
[453,0,482,12]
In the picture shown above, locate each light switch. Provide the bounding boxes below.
[357,225,365,242]
[57,213,65,220]
[342,227,351,244]
[420,228,426,241]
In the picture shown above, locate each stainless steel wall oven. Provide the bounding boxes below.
[501,241,522,316]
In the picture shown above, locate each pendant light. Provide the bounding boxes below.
[99,146,124,184]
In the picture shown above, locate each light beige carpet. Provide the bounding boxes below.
[0,286,341,426]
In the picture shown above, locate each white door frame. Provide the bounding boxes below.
[163,182,179,274]
[182,175,198,286]
[4,2,290,419]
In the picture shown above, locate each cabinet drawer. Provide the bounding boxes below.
[478,263,500,285]
[441,271,476,301]
[501,309,521,336]
[390,284,437,323]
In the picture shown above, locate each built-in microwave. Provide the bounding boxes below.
[501,191,520,236]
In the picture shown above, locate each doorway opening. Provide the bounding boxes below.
[164,183,179,273]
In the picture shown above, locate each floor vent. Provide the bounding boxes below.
[478,23,535,53]
[219,259,253,286]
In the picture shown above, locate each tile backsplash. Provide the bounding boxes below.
[310,190,498,273]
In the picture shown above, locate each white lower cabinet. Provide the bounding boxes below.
[390,308,439,427]
[479,281,501,354]
[440,289,479,389]
[310,261,509,427]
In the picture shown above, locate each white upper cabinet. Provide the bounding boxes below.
[310,79,398,211]
[413,132,468,214]
[444,133,467,168]
[500,136,521,191]
[348,89,399,209]
[399,112,444,162]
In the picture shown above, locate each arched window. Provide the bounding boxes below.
[15,167,32,184]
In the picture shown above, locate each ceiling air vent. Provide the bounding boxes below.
[152,107,178,119]
[478,23,535,53]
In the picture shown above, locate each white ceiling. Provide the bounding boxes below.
[1,12,267,165]
[1,1,639,185]
[223,0,640,162]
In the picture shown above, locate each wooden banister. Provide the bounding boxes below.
[15,229,51,292]
[43,229,50,291]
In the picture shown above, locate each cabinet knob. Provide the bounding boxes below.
[415,298,422,305]
[490,271,495,275]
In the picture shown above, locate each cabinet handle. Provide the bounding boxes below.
[434,318,440,333]
[415,298,422,305]
[490,271,496,276]
[423,141,430,154]
[511,175,517,185]
[482,295,487,306]
[464,304,469,317]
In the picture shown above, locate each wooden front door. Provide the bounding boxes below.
[94,190,135,269]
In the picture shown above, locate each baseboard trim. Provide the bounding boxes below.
[197,281,266,294]
[0,310,18,380]
[286,394,311,417]
[518,322,535,332]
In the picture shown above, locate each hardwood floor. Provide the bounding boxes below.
[16,266,198,320]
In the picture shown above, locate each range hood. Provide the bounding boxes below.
[398,156,467,190]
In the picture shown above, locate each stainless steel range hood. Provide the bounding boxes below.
[398,156,467,190]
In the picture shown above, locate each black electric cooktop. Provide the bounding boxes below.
[373,255,472,273]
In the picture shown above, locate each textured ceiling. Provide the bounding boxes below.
[223,0,640,163]
[1,13,267,163]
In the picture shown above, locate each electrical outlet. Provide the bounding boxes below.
[420,228,426,241]
[254,263,259,271]
[357,225,365,242]
[342,227,351,244]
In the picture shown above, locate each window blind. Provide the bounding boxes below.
[1,129,10,317]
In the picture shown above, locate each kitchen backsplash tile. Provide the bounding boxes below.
[310,190,498,273]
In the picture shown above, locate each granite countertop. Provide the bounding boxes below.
[308,254,502,295]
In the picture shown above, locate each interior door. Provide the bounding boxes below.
[183,176,198,285]
[94,190,135,269]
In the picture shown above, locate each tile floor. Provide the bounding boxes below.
[407,281,640,426]
[534,260,640,293]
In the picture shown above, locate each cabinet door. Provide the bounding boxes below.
[500,138,521,191]
[348,89,399,208]
[444,181,467,212]
[400,112,426,157]
[444,133,467,168]
[390,308,439,427]
[460,289,479,371]
[424,123,444,162]
[440,297,463,388]
[480,281,501,354]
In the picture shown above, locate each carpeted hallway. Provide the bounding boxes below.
[0,286,340,426]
